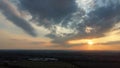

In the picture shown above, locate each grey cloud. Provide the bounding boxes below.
[19,0,120,46]
[0,0,37,36]
[86,5,120,33]
[48,0,120,45]
[20,0,77,27]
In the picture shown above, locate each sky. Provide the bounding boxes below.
[0,0,120,50]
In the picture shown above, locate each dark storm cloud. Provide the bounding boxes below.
[20,0,77,27]
[86,5,120,34]
[72,5,120,40]
[49,0,120,45]
[19,0,120,46]
[0,0,37,36]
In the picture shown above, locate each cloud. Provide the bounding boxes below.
[100,41,120,45]
[0,0,37,36]
[20,0,77,25]
[49,0,120,45]
[18,0,120,46]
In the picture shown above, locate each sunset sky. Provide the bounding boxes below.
[0,0,120,50]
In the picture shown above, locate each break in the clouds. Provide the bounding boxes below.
[0,0,37,36]
[0,0,120,47]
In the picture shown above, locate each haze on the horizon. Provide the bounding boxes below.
[0,0,120,50]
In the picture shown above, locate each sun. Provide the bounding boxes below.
[87,40,94,45]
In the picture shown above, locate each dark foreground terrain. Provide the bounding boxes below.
[0,50,120,68]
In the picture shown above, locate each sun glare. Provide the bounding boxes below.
[87,40,94,45]
[68,39,95,46]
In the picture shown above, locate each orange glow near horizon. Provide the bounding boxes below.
[68,39,95,45]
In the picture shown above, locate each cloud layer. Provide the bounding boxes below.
[1,0,120,46]
[19,0,120,45]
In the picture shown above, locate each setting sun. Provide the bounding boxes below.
[87,40,94,45]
